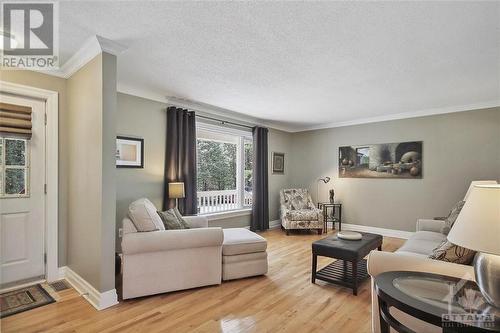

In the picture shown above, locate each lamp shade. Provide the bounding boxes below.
[168,182,185,199]
[447,185,500,255]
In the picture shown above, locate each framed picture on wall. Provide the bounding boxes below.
[272,152,285,174]
[338,141,422,178]
[116,136,144,168]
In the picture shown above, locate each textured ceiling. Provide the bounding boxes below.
[59,1,500,131]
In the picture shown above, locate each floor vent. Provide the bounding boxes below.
[49,280,70,291]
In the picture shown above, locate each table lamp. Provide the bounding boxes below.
[168,182,185,208]
[447,184,500,307]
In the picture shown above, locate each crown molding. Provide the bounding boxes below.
[117,82,167,104]
[165,96,295,132]
[297,100,500,132]
[37,35,127,79]
[115,88,499,133]
[95,35,127,55]
[113,86,297,131]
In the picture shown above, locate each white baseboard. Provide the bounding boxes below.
[242,220,280,230]
[269,220,281,229]
[58,266,118,310]
[341,223,412,239]
[267,219,410,239]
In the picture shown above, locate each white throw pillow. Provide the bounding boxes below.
[128,198,165,232]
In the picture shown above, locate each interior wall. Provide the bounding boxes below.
[290,107,500,232]
[116,93,166,248]
[0,70,69,266]
[268,129,294,222]
[100,53,118,292]
[67,53,117,292]
[115,93,293,238]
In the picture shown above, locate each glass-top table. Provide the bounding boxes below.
[375,271,500,332]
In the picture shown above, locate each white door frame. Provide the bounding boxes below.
[0,80,59,282]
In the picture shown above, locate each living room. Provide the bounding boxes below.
[0,1,499,332]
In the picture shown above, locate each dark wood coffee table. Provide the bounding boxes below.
[311,232,382,295]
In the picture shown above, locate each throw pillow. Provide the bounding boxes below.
[128,198,165,232]
[158,209,189,230]
[172,207,190,229]
[428,240,476,265]
[441,200,466,235]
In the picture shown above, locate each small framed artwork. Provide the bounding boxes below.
[272,152,285,174]
[116,136,144,168]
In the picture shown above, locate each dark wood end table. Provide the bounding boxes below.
[311,232,382,295]
[375,271,500,333]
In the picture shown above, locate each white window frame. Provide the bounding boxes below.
[196,121,252,215]
[0,137,31,198]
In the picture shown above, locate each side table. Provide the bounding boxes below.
[375,271,500,332]
[317,202,342,233]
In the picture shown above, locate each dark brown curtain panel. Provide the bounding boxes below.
[251,126,269,231]
[163,107,197,215]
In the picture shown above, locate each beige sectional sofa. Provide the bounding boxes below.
[121,210,268,299]
[121,215,224,299]
[222,228,268,281]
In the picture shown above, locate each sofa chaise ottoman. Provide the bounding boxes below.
[222,228,268,281]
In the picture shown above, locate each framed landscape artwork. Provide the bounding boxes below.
[272,152,285,174]
[116,136,144,168]
[339,141,422,179]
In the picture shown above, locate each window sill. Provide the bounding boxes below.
[200,208,252,221]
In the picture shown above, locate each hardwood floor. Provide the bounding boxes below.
[1,229,404,333]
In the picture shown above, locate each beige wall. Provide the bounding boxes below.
[268,129,294,222]
[115,93,293,235]
[0,69,69,266]
[116,93,166,247]
[67,53,117,292]
[100,53,118,291]
[290,107,500,232]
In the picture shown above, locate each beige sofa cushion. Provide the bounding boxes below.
[128,198,165,232]
[123,218,138,234]
[222,228,267,256]
[222,251,267,264]
[396,231,446,256]
[222,257,268,281]
[122,227,223,254]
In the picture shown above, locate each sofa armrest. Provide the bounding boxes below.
[184,215,209,228]
[280,208,290,219]
[416,218,445,233]
[367,251,475,281]
[122,227,223,255]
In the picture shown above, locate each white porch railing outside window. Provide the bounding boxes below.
[198,190,252,214]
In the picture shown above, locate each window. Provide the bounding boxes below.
[196,123,252,214]
[0,137,30,197]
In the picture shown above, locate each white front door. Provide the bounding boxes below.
[0,93,46,286]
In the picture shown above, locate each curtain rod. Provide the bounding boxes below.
[195,114,254,130]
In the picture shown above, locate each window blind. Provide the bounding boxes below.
[0,102,32,138]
